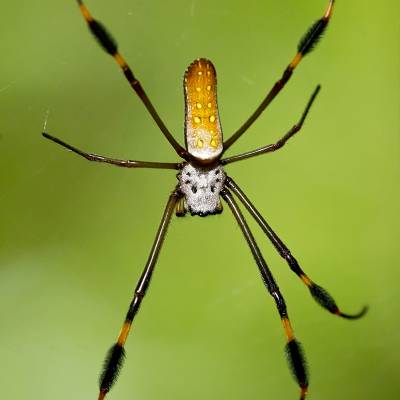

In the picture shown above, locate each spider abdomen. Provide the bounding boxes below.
[184,59,223,162]
[178,163,226,216]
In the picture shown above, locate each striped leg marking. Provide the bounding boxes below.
[222,188,308,399]
[97,189,180,400]
[75,1,188,159]
[225,177,368,320]
[223,0,335,152]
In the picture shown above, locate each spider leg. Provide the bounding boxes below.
[42,132,181,170]
[222,86,320,165]
[75,1,189,160]
[97,188,181,400]
[221,188,308,400]
[223,0,334,153]
[175,196,187,217]
[226,177,368,319]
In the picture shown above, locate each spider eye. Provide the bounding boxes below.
[191,186,197,194]
[185,180,191,184]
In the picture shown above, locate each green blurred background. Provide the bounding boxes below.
[1,1,398,399]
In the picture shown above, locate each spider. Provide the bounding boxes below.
[43,1,367,399]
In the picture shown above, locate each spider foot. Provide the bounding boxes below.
[308,282,368,320]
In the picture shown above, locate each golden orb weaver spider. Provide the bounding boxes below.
[43,1,367,399]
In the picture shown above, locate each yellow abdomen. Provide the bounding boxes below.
[184,59,223,162]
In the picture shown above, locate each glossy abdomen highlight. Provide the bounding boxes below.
[184,59,223,162]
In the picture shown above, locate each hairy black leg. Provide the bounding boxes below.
[222,188,308,399]
[223,0,334,153]
[75,1,190,160]
[226,177,368,319]
[97,188,181,400]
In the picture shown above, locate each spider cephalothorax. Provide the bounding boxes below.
[43,2,367,400]
[178,163,226,216]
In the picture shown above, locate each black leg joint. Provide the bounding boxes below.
[123,68,136,84]
[283,252,303,276]
[125,296,141,322]
[271,290,288,318]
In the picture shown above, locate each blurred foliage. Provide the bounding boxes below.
[0,1,398,399]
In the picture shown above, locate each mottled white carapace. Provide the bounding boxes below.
[178,163,226,216]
